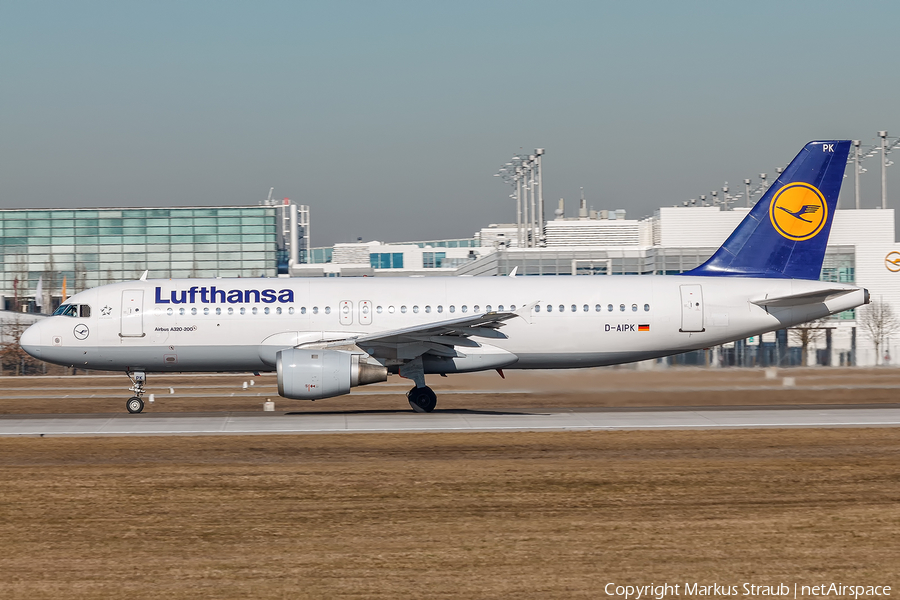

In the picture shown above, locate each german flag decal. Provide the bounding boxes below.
[638,324,650,332]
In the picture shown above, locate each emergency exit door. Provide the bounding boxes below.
[679,284,704,332]
[120,290,145,337]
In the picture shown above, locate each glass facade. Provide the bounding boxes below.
[369,253,404,269]
[0,206,278,306]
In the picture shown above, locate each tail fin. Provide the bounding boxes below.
[685,140,850,280]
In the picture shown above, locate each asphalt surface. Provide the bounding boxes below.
[2,405,900,437]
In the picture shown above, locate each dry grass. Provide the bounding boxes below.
[0,429,898,599]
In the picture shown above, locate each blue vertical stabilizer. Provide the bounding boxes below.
[685,140,851,279]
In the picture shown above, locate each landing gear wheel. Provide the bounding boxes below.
[407,386,437,413]
[127,397,144,414]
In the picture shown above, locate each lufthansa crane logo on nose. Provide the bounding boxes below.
[73,324,89,340]
[768,182,828,241]
[886,251,900,272]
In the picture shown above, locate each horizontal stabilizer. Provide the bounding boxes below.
[751,288,855,308]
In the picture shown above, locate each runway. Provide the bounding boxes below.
[2,405,900,437]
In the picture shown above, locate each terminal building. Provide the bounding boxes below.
[0,201,309,312]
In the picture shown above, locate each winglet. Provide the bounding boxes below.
[139,270,148,281]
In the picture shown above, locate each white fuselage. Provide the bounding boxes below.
[21,275,865,373]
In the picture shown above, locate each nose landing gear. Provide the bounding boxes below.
[126,371,146,414]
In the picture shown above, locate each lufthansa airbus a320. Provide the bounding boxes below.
[20,141,867,413]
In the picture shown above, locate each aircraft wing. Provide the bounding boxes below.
[307,302,536,360]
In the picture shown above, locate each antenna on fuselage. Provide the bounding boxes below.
[139,270,148,281]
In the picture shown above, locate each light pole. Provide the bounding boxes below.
[515,166,524,247]
[854,140,862,209]
[880,131,889,209]
[744,179,751,208]
[528,156,537,247]
[535,148,545,246]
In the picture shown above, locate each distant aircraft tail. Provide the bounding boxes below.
[685,140,850,280]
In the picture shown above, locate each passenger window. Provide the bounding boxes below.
[216,307,222,315]
[473,305,480,313]
[276,307,282,315]
[80,305,91,318]
[167,308,173,316]
[583,304,589,312]
[264,307,270,315]
[376,306,383,313]
[228,307,234,315]
[595,304,601,312]
[437,305,443,313]
[425,305,431,313]
[510,304,516,310]
[644,304,650,311]
[547,305,553,313]
[401,306,407,313]
[559,305,564,313]
[572,305,577,312]
[191,307,197,316]
[486,305,492,312]
[632,304,638,312]
[449,305,455,313]
[203,307,209,315]
[498,305,504,311]
[608,304,613,312]
[413,306,419,313]
[619,304,625,312]
[252,307,258,315]
[288,307,295,315]
[388,306,395,314]
[461,305,467,313]
[534,305,541,312]
[240,307,246,315]
[179,308,186,316]
[325,306,331,315]
[313,307,319,314]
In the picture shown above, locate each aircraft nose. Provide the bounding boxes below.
[20,322,42,358]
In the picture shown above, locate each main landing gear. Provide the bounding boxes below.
[407,386,437,413]
[126,371,146,414]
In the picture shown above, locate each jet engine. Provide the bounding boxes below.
[276,348,388,400]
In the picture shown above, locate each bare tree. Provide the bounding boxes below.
[0,318,44,376]
[860,299,900,365]
[789,318,828,366]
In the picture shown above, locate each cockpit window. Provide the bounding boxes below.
[53,304,78,317]
[53,304,90,318]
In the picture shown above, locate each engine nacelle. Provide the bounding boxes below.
[276,348,388,400]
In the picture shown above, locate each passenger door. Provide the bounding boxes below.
[679,284,704,332]
[120,290,145,337]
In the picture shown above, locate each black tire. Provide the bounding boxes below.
[127,397,144,414]
[407,386,437,413]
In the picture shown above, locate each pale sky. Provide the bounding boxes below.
[2,1,899,246]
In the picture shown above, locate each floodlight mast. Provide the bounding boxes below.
[495,149,547,248]
[535,148,545,246]
[854,140,861,210]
